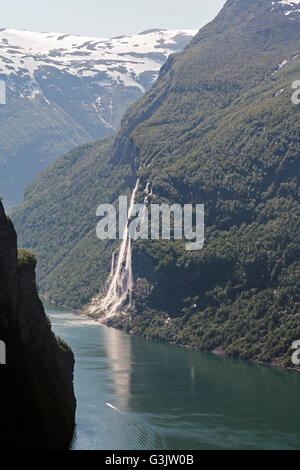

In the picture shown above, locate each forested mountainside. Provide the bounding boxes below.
[0,28,195,209]
[13,0,300,367]
[0,202,76,449]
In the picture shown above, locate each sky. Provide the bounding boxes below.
[1,0,226,37]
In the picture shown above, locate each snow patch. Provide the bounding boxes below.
[0,28,197,86]
[272,0,300,18]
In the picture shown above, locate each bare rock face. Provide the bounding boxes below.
[0,201,76,450]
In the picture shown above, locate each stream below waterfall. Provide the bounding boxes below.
[44,301,300,450]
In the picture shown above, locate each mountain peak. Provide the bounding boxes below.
[0,27,196,209]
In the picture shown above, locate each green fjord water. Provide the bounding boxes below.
[45,302,300,450]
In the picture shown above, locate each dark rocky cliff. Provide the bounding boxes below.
[0,201,76,449]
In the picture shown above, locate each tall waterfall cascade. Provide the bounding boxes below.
[89,179,141,319]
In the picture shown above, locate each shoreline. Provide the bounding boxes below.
[87,310,300,374]
[42,295,300,374]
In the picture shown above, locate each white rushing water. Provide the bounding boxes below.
[97,179,140,318]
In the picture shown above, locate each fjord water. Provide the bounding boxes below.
[45,302,300,450]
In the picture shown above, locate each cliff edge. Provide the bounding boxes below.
[0,201,76,449]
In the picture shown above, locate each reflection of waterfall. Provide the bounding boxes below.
[104,326,158,449]
[104,326,131,410]
[101,179,140,318]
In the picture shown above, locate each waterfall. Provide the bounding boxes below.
[100,179,140,318]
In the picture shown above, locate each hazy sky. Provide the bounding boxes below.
[2,0,226,37]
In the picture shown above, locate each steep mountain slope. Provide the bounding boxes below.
[0,202,76,449]
[13,0,300,366]
[0,28,195,209]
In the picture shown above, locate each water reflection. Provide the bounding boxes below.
[104,327,131,410]
[45,301,300,450]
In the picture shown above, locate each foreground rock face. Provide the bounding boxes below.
[0,201,76,449]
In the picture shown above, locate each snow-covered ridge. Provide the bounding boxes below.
[0,27,196,209]
[0,28,196,84]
